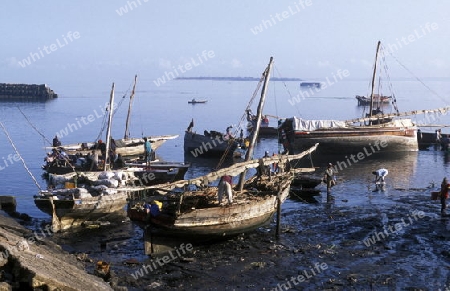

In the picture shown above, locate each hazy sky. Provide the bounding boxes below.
[1,1,449,94]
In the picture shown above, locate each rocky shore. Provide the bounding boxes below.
[0,213,112,290]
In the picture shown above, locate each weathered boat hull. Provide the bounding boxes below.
[417,130,439,150]
[52,134,178,156]
[128,164,190,186]
[144,180,291,254]
[184,131,238,157]
[162,195,284,236]
[34,191,129,231]
[289,129,417,154]
[282,119,418,155]
[247,125,278,137]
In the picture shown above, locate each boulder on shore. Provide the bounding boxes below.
[0,213,112,290]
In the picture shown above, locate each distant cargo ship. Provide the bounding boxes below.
[0,83,58,100]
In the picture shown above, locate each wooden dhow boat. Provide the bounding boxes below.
[278,41,450,155]
[48,75,178,157]
[35,83,188,231]
[133,143,318,253]
[127,57,319,253]
[356,94,391,106]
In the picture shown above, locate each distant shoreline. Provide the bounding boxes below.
[175,76,302,81]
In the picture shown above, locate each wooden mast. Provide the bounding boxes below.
[369,41,381,121]
[124,74,137,139]
[238,57,273,191]
[104,83,115,171]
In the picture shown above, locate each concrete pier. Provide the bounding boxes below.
[0,83,58,100]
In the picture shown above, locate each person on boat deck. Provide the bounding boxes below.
[271,152,279,174]
[372,168,388,182]
[261,115,269,127]
[187,119,194,132]
[109,138,118,164]
[52,135,61,147]
[323,163,336,193]
[225,125,233,139]
[97,139,107,160]
[56,148,68,160]
[440,178,450,215]
[436,129,442,143]
[218,175,233,205]
[89,150,99,171]
[143,137,152,166]
[256,151,271,182]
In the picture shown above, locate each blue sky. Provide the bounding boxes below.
[0,1,449,94]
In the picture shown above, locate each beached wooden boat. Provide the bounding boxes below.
[136,143,318,250]
[128,58,319,253]
[35,162,190,231]
[34,185,131,231]
[35,84,189,231]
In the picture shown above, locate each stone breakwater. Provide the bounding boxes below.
[0,83,58,100]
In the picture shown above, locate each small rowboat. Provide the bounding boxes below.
[188,98,207,104]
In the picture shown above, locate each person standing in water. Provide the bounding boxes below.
[324,163,336,193]
[441,177,450,216]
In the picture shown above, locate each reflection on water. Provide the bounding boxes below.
[307,151,420,208]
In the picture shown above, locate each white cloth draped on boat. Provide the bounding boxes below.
[290,117,347,131]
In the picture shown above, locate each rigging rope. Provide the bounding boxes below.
[382,43,448,105]
[379,45,400,114]
[95,80,133,142]
[16,106,77,173]
[272,66,317,170]
[215,73,265,170]
[275,66,303,118]
[0,122,42,191]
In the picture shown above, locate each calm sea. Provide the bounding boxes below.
[1,78,450,219]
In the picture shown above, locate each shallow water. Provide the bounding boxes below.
[2,78,449,289]
[1,79,449,218]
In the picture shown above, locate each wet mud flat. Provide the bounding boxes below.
[45,188,450,290]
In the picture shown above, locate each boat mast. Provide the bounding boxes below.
[124,74,137,139]
[104,83,115,171]
[237,57,273,190]
[369,41,381,120]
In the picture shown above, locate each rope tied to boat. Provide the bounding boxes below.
[0,122,42,191]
